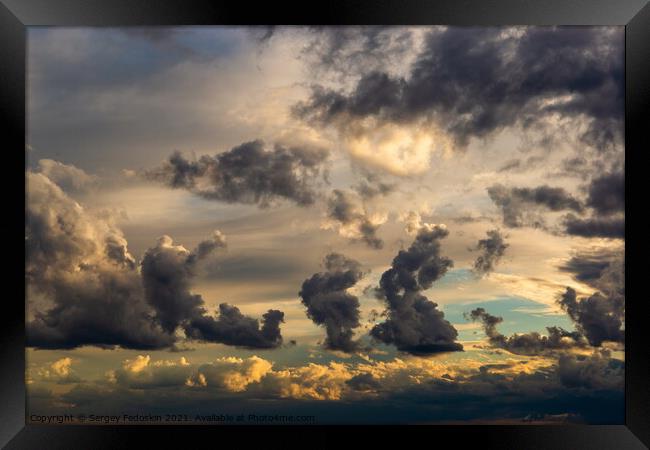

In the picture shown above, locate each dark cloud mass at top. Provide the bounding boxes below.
[295,27,623,150]
[146,140,329,208]
[466,308,585,355]
[299,253,365,352]
[370,225,463,355]
[26,169,284,350]
[472,229,508,276]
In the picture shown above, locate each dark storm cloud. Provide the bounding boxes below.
[586,171,624,215]
[558,248,623,288]
[26,172,174,350]
[146,140,329,208]
[295,27,623,150]
[466,308,585,355]
[370,225,463,355]
[487,184,584,227]
[557,248,624,347]
[562,214,624,239]
[299,253,365,352]
[27,169,285,350]
[345,373,382,391]
[184,304,284,349]
[326,189,384,249]
[141,233,285,349]
[472,229,508,276]
[557,350,624,390]
[140,233,226,333]
[558,287,624,347]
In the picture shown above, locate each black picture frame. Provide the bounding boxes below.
[1,1,647,448]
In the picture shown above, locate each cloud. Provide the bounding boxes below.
[26,171,175,350]
[557,350,624,390]
[370,224,463,355]
[27,167,284,350]
[487,184,584,228]
[146,140,329,208]
[139,228,285,349]
[562,214,624,239]
[352,172,395,200]
[557,287,624,347]
[35,159,98,194]
[556,248,625,347]
[472,229,508,276]
[295,27,623,151]
[183,304,285,349]
[323,189,386,249]
[586,171,624,215]
[34,357,81,384]
[558,248,624,290]
[466,308,585,355]
[299,253,365,353]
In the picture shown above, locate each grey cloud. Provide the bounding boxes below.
[300,26,416,82]
[326,189,384,249]
[295,27,623,150]
[26,171,173,350]
[558,248,624,290]
[586,171,624,215]
[140,233,226,333]
[35,159,98,194]
[562,214,624,239]
[557,350,624,390]
[557,248,624,347]
[352,172,395,200]
[487,184,584,227]
[472,229,508,276]
[497,156,545,173]
[558,287,624,347]
[184,305,284,349]
[27,168,284,350]
[466,308,585,355]
[370,225,463,355]
[146,140,329,207]
[141,233,284,349]
[299,253,365,353]
[346,373,382,391]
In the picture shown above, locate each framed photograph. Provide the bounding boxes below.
[2,0,647,448]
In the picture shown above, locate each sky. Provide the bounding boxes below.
[25,26,625,425]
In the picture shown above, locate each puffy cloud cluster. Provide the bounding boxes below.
[299,253,365,353]
[34,357,81,384]
[466,308,586,356]
[46,348,623,412]
[557,248,624,347]
[295,27,623,151]
[370,224,463,355]
[36,159,98,194]
[556,350,624,390]
[472,229,508,276]
[146,140,329,208]
[26,168,284,350]
[558,288,624,347]
[323,189,386,249]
